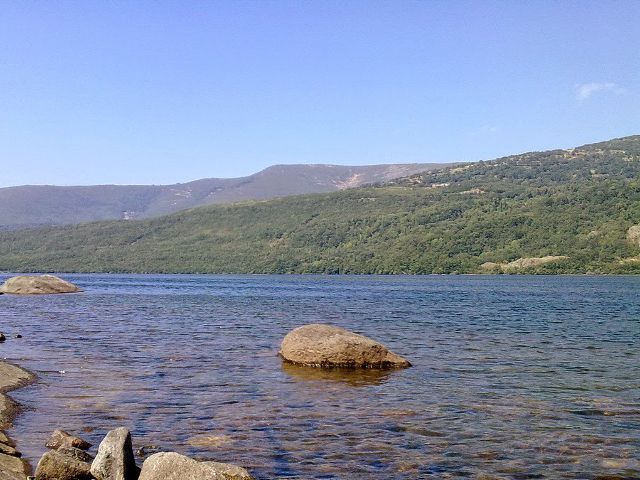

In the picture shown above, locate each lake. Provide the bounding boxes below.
[1,274,639,479]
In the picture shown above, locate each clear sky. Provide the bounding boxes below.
[0,1,638,187]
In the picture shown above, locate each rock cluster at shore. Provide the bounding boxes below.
[0,361,253,480]
[0,275,80,295]
[33,428,253,480]
[0,362,36,480]
[279,323,411,368]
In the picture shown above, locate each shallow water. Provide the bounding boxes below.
[1,274,639,479]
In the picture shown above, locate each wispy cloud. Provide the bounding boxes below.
[575,82,625,101]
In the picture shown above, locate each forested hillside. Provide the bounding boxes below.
[1,136,639,274]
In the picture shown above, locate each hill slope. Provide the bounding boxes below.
[0,163,444,229]
[1,136,639,274]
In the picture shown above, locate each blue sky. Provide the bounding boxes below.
[0,1,638,187]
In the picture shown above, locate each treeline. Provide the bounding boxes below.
[1,135,639,274]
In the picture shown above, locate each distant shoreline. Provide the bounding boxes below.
[1,271,639,277]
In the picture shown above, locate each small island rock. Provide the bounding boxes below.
[138,452,253,480]
[0,275,80,295]
[279,324,411,369]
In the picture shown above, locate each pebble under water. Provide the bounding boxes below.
[1,274,639,479]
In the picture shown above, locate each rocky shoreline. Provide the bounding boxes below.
[0,361,36,479]
[0,360,254,480]
[33,427,254,480]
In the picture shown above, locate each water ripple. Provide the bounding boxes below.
[0,274,639,479]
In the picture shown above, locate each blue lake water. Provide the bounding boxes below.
[1,274,639,479]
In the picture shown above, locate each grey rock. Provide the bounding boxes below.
[34,450,92,480]
[57,447,94,463]
[90,427,138,480]
[0,334,5,343]
[45,429,91,451]
[0,470,28,480]
[0,432,14,446]
[0,363,33,392]
[0,443,19,457]
[138,452,253,480]
[279,323,411,368]
[0,453,26,474]
[203,461,254,480]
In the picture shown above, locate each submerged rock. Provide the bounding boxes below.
[138,452,253,480]
[279,324,411,368]
[45,430,91,451]
[34,450,92,480]
[0,275,80,295]
[187,434,233,449]
[90,427,138,480]
[281,362,392,386]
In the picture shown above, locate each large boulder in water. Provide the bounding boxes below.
[138,452,253,480]
[0,275,80,295]
[279,324,411,369]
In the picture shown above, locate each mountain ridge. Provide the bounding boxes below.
[1,135,639,274]
[0,163,448,229]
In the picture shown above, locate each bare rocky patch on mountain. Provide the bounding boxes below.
[481,256,569,273]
